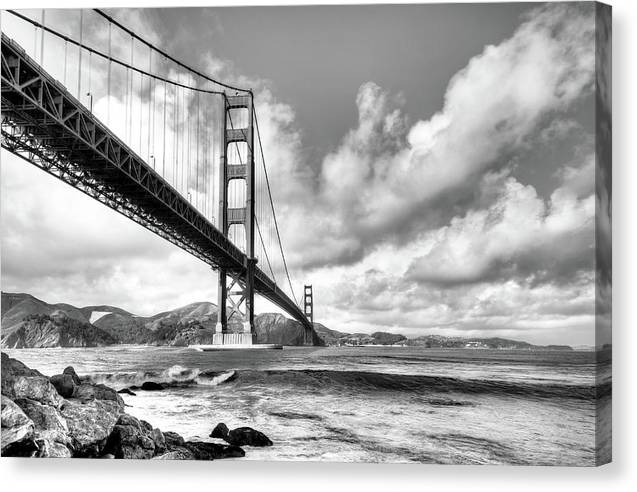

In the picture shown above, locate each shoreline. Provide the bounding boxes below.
[1,352,270,459]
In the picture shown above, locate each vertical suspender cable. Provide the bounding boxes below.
[107,21,111,126]
[33,14,37,58]
[78,9,83,98]
[139,72,143,152]
[40,10,45,65]
[129,36,134,143]
[196,89,200,210]
[182,83,185,194]
[175,76,180,191]
[172,85,179,188]
[88,51,92,110]
[63,40,68,86]
[151,64,155,168]
[147,48,152,162]
[163,75,167,177]
[186,86,192,202]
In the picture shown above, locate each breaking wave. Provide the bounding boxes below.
[86,366,609,400]
[86,365,237,390]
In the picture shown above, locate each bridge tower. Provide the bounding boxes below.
[304,285,314,345]
[214,93,257,345]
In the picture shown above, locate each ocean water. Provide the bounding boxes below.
[3,345,611,465]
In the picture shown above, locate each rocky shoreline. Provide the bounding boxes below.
[1,352,271,459]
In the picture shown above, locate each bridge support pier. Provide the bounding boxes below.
[214,93,257,345]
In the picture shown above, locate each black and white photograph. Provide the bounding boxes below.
[0,0,613,471]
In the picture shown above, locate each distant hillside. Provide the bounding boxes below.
[313,324,348,346]
[1,312,117,348]
[0,292,324,348]
[313,326,572,350]
[1,292,90,329]
[254,313,324,346]
[1,292,571,350]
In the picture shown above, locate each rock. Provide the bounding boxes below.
[1,352,45,380]
[183,441,245,460]
[152,448,195,460]
[103,413,156,459]
[50,373,77,398]
[210,422,273,447]
[100,453,115,459]
[1,395,34,454]
[60,399,122,457]
[228,427,273,447]
[140,381,164,391]
[210,422,229,440]
[1,437,39,457]
[4,375,64,408]
[1,354,64,408]
[15,398,68,433]
[2,353,63,407]
[163,431,185,448]
[117,388,136,396]
[14,397,72,456]
[63,366,82,385]
[49,367,84,398]
[73,383,125,410]
[34,438,72,458]
[151,427,166,455]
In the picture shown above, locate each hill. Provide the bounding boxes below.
[313,325,572,350]
[0,292,324,348]
[1,311,117,348]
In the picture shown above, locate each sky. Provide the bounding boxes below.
[0,2,611,346]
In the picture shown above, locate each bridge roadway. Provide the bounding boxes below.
[0,33,312,333]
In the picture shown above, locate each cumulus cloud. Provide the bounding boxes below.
[240,4,595,269]
[263,3,596,270]
[405,170,595,287]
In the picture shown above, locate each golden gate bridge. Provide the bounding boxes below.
[1,9,315,345]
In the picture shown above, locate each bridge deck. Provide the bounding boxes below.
[0,33,312,332]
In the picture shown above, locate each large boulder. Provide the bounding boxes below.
[139,381,164,391]
[103,413,156,459]
[1,352,44,380]
[63,366,82,385]
[1,395,34,455]
[15,398,72,457]
[1,354,63,407]
[210,422,229,439]
[34,438,73,458]
[153,448,195,460]
[182,440,245,460]
[49,366,85,399]
[73,383,124,410]
[50,373,77,399]
[163,431,185,448]
[3,375,63,409]
[60,399,122,457]
[210,422,273,447]
[151,427,166,455]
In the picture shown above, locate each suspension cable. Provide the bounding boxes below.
[6,10,226,96]
[93,8,249,94]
